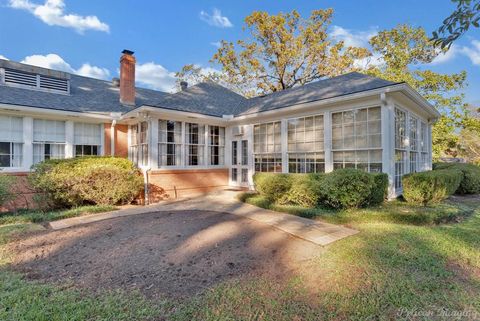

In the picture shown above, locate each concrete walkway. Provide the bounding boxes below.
[49,190,358,246]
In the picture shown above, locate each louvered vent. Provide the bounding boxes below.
[39,75,69,92]
[4,69,37,87]
[1,68,69,94]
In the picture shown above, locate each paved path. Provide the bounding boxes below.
[49,190,358,246]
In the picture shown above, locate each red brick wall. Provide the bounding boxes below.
[104,123,129,157]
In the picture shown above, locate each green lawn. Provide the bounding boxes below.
[1,198,479,320]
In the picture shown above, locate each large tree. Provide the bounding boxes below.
[210,9,370,97]
[366,24,468,160]
[432,0,480,48]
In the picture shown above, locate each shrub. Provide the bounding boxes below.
[319,169,376,209]
[434,163,480,194]
[368,173,389,206]
[253,173,292,202]
[277,174,324,207]
[0,174,16,207]
[29,157,144,208]
[402,169,462,205]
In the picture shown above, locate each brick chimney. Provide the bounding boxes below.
[120,49,136,106]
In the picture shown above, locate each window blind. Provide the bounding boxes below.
[74,123,102,145]
[33,119,66,143]
[0,115,23,142]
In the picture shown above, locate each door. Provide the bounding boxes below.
[231,139,249,187]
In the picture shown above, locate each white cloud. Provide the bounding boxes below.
[211,41,222,48]
[461,40,480,65]
[135,62,177,92]
[9,0,109,33]
[431,45,459,65]
[354,52,384,69]
[331,25,377,48]
[200,8,233,28]
[21,53,110,79]
[0,55,9,60]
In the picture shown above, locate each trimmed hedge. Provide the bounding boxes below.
[433,163,480,194]
[253,170,388,210]
[402,169,463,205]
[29,157,144,208]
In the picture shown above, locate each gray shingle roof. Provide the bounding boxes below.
[0,73,167,114]
[238,72,399,115]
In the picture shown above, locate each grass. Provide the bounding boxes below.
[0,205,117,225]
[0,196,479,320]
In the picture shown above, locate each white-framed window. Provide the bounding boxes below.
[74,122,102,157]
[420,121,429,171]
[241,140,248,166]
[0,115,23,168]
[33,119,66,164]
[208,126,225,166]
[130,122,148,167]
[332,106,382,172]
[158,120,182,166]
[394,108,407,189]
[186,122,205,166]
[409,116,419,173]
[287,115,325,173]
[253,121,282,172]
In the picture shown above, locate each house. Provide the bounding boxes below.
[0,50,440,207]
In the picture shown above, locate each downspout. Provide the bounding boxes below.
[141,167,151,205]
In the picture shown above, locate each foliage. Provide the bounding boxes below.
[277,174,323,207]
[432,0,480,48]
[28,157,143,208]
[319,169,376,209]
[0,174,16,208]
[366,24,468,160]
[433,162,480,194]
[174,64,222,91]
[252,173,292,202]
[402,169,462,205]
[368,173,389,206]
[210,9,370,97]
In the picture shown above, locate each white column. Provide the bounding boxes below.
[23,117,33,170]
[100,123,105,156]
[428,122,433,170]
[381,95,395,198]
[324,111,333,173]
[65,120,74,158]
[149,118,158,169]
[281,119,288,173]
[204,125,209,166]
[405,111,411,175]
[181,122,186,167]
[111,122,116,156]
[246,124,254,189]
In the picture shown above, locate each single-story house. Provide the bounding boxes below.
[0,50,440,206]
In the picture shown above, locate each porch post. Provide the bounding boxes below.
[381,93,395,199]
[23,116,33,170]
[149,118,158,169]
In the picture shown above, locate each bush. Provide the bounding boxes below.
[433,163,480,194]
[29,157,144,208]
[368,173,389,206]
[319,169,376,209]
[402,169,462,205]
[277,174,324,207]
[0,174,16,207]
[253,173,292,202]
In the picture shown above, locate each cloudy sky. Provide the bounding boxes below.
[0,0,479,104]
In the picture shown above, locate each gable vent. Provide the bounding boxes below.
[2,68,69,94]
[4,68,37,87]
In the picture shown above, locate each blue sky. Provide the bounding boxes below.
[0,0,479,104]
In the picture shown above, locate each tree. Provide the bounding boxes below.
[459,105,480,164]
[432,0,480,48]
[366,24,468,160]
[210,9,370,97]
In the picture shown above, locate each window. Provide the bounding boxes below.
[186,123,205,166]
[159,120,182,166]
[332,107,382,172]
[33,119,65,164]
[232,141,238,165]
[74,123,101,157]
[0,115,23,167]
[253,122,282,172]
[394,108,407,189]
[287,115,324,173]
[241,168,248,183]
[208,126,225,165]
[409,116,419,173]
[130,122,148,166]
[241,140,248,166]
[420,122,429,171]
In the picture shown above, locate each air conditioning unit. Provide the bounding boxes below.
[232,125,244,136]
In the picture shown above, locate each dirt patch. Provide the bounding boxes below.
[9,210,322,298]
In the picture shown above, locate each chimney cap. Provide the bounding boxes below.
[122,49,135,55]
[180,81,188,90]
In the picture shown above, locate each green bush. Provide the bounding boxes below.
[368,173,389,206]
[433,163,480,194]
[29,157,144,208]
[319,169,376,209]
[402,169,462,205]
[0,174,16,207]
[277,174,324,207]
[253,173,292,202]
